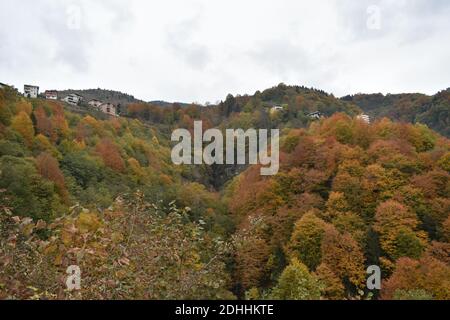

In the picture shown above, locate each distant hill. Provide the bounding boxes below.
[417,89,450,137]
[57,85,450,138]
[342,89,450,137]
[57,88,143,106]
[57,89,193,111]
[203,83,362,134]
[149,100,192,108]
[247,83,362,117]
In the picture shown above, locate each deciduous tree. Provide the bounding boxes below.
[11,111,35,146]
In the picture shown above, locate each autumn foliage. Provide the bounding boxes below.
[96,138,125,172]
[228,113,449,299]
[0,86,449,300]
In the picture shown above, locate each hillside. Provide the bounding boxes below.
[57,89,192,110]
[124,83,362,130]
[57,88,144,106]
[342,88,450,137]
[225,114,450,299]
[0,84,449,300]
[122,83,364,188]
[218,83,361,126]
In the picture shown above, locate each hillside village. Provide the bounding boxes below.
[0,83,380,124]
[18,83,120,117]
[4,82,450,137]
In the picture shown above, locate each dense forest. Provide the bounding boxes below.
[343,88,450,138]
[0,84,449,300]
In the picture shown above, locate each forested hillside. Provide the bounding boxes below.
[126,83,361,129]
[343,88,450,137]
[57,88,143,107]
[0,84,449,300]
[226,114,449,299]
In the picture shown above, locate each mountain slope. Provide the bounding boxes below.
[1,84,449,300]
[342,88,450,137]
[226,113,450,298]
[57,88,143,106]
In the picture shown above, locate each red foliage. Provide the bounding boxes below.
[96,138,125,172]
[36,152,68,202]
[381,256,450,300]
[34,106,53,138]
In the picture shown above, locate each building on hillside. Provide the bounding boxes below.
[0,82,9,89]
[307,111,323,120]
[24,85,39,98]
[270,105,283,112]
[270,105,284,115]
[88,99,103,108]
[45,90,58,100]
[98,102,117,116]
[356,114,370,124]
[63,93,83,105]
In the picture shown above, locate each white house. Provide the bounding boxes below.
[88,99,103,108]
[63,93,83,105]
[357,114,370,124]
[307,111,323,120]
[270,105,284,114]
[98,103,117,116]
[45,90,58,100]
[24,85,39,98]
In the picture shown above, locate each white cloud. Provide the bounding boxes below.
[0,0,449,103]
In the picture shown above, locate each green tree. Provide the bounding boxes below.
[271,258,322,300]
[374,200,426,261]
[393,289,433,300]
[61,152,104,188]
[288,211,327,270]
[0,156,61,220]
[393,228,425,260]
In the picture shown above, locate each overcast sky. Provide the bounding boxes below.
[1,0,449,103]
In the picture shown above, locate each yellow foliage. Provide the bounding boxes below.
[61,230,73,246]
[11,111,35,146]
[43,244,57,255]
[15,100,32,115]
[127,157,144,176]
[438,152,450,172]
[111,232,124,243]
[76,212,101,233]
[54,253,63,266]
[73,139,86,150]
[34,134,61,159]
[22,224,34,237]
